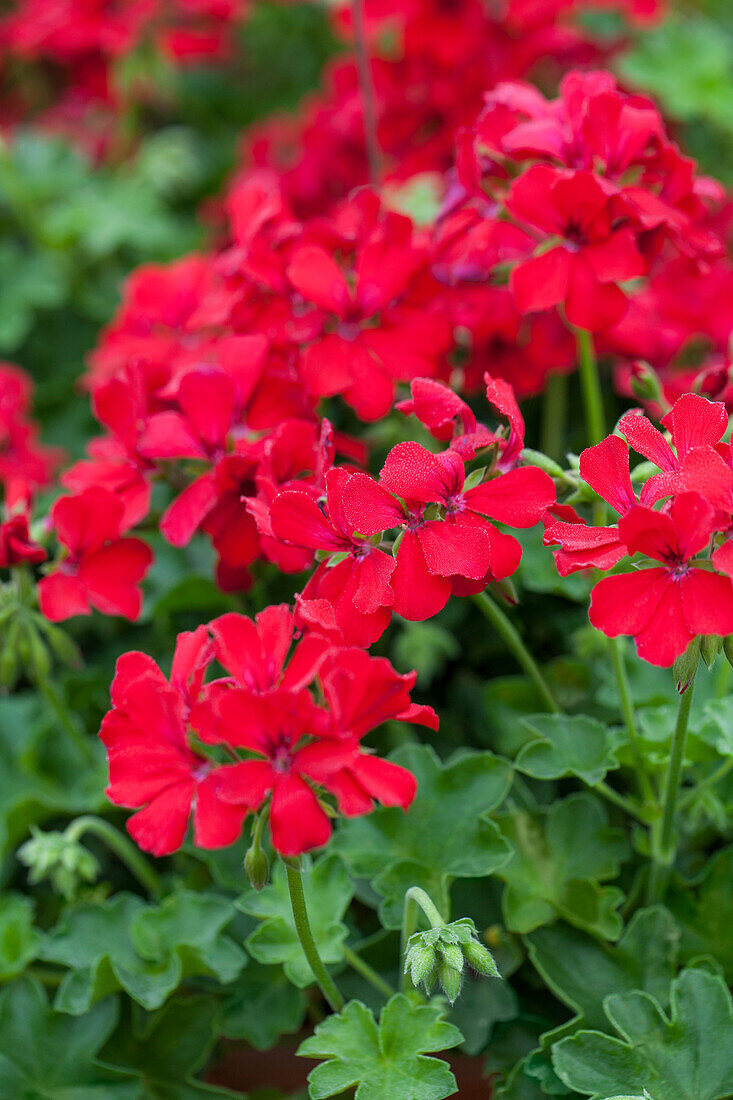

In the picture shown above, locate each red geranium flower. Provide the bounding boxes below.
[589,492,733,666]
[39,487,152,622]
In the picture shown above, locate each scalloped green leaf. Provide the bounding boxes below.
[41,891,245,1013]
[495,794,629,939]
[298,994,463,1100]
[516,715,624,785]
[333,744,512,928]
[552,968,733,1100]
[0,977,138,1097]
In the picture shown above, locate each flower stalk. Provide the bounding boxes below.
[285,861,344,1012]
[472,590,561,714]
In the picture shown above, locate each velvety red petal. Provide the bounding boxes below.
[138,411,205,460]
[351,550,396,615]
[379,441,456,505]
[269,773,332,856]
[193,770,249,849]
[417,518,492,580]
[213,759,273,807]
[341,473,406,536]
[465,466,555,528]
[126,780,194,856]
[286,245,350,315]
[160,472,217,547]
[80,538,153,620]
[391,530,451,620]
[579,435,636,516]
[618,410,676,471]
[510,247,572,315]
[680,569,733,638]
[177,368,236,451]
[270,489,346,552]
[348,754,417,810]
[662,393,728,458]
[565,256,628,332]
[38,572,90,622]
[589,568,668,638]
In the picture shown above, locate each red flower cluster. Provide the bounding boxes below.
[266,376,555,642]
[0,0,247,153]
[101,605,436,856]
[451,70,723,334]
[546,393,733,666]
[245,0,665,220]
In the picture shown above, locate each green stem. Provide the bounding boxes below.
[607,638,656,805]
[594,781,646,823]
[678,757,733,811]
[400,887,446,993]
[36,678,96,764]
[351,0,383,184]
[64,816,162,899]
[540,371,567,462]
[343,946,396,999]
[285,863,344,1012]
[646,676,696,904]
[472,591,561,714]
[576,328,606,446]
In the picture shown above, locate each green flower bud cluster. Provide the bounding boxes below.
[404,918,500,1004]
[0,572,81,690]
[18,826,100,900]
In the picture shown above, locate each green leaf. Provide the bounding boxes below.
[100,996,240,1098]
[221,960,307,1050]
[449,976,519,1056]
[618,15,733,129]
[0,693,104,856]
[298,994,463,1100]
[0,892,41,979]
[41,891,245,1013]
[333,744,512,928]
[670,846,733,980]
[495,794,629,939]
[552,968,733,1100]
[0,977,138,1097]
[526,907,679,1044]
[239,855,353,988]
[515,715,624,785]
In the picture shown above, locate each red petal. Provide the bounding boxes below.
[270,489,346,552]
[565,256,628,332]
[391,530,451,620]
[662,393,728,458]
[269,773,332,856]
[348,754,417,810]
[138,411,205,460]
[126,780,194,856]
[160,473,217,547]
[177,367,237,451]
[80,538,153,620]
[380,442,460,504]
[618,410,676,471]
[510,248,572,315]
[579,435,636,516]
[287,245,350,315]
[341,473,405,536]
[51,487,123,555]
[417,517,492,579]
[38,572,90,622]
[589,568,668,638]
[465,466,556,527]
[680,569,733,638]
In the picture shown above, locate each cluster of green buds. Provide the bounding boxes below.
[404,916,500,1004]
[18,825,100,900]
[0,567,80,689]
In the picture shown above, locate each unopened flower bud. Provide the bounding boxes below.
[463,938,501,978]
[700,634,722,670]
[438,961,462,1004]
[439,942,464,973]
[629,360,664,406]
[724,635,733,668]
[244,840,269,891]
[407,942,438,988]
[673,637,700,694]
